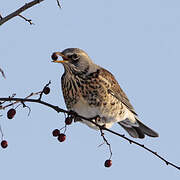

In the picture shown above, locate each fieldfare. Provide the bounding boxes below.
[52,48,159,139]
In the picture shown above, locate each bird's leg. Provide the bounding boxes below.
[93,115,107,128]
[94,115,101,123]
[74,116,82,122]
[68,110,82,122]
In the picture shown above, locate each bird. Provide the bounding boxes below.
[52,48,159,139]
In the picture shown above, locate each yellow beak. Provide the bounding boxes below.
[52,60,67,63]
[52,52,69,63]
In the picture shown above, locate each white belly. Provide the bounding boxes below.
[71,97,119,129]
[70,93,137,129]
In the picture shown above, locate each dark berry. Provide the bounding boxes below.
[52,129,60,137]
[58,133,66,142]
[43,87,50,95]
[7,108,16,119]
[51,53,58,61]
[65,117,73,125]
[104,159,112,168]
[1,140,8,148]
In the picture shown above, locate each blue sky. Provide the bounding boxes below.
[0,0,180,179]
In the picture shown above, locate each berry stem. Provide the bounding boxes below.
[99,128,112,160]
[0,124,4,141]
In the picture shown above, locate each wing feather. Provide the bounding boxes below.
[99,68,137,115]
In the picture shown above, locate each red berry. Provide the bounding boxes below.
[7,108,16,119]
[58,133,66,142]
[104,159,112,168]
[1,140,8,148]
[65,117,73,125]
[52,129,60,137]
[51,53,58,60]
[43,87,50,95]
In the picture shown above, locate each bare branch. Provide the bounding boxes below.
[0,68,6,78]
[56,0,62,8]
[20,101,32,116]
[0,0,44,26]
[0,97,66,113]
[0,91,41,110]
[0,96,179,171]
[99,128,112,160]
[39,80,51,100]
[18,14,34,25]
[0,124,4,140]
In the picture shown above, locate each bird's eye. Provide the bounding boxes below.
[67,53,79,65]
[71,54,79,61]
[67,53,78,59]
[67,53,79,63]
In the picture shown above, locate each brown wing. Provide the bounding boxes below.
[99,68,138,116]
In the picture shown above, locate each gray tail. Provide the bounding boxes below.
[118,119,159,139]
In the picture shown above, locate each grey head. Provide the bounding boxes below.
[53,48,99,75]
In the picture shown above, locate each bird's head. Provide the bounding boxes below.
[52,48,98,75]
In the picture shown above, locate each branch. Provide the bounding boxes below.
[0,68,5,78]
[99,128,112,160]
[1,91,41,110]
[18,14,34,25]
[56,0,62,8]
[0,97,65,113]
[0,96,179,171]
[0,0,44,26]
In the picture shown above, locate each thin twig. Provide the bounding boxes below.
[0,124,4,140]
[39,80,51,100]
[0,97,179,171]
[0,68,6,78]
[0,97,66,113]
[99,128,112,160]
[20,101,31,116]
[0,0,44,26]
[0,91,41,110]
[18,14,34,25]
[56,0,62,8]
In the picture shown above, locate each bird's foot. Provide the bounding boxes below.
[74,116,82,122]
[94,115,101,123]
